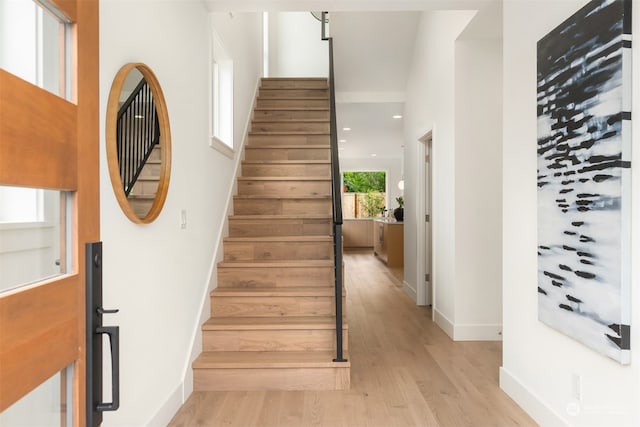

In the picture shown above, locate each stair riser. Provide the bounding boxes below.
[211,295,343,317]
[242,163,330,177]
[261,79,328,89]
[245,147,330,161]
[148,146,161,161]
[237,180,331,197]
[229,218,331,237]
[223,241,333,261]
[202,329,348,352]
[251,121,329,133]
[129,180,159,196]
[138,163,161,177]
[129,199,153,217]
[233,198,331,215]
[256,98,329,109]
[254,110,329,121]
[248,134,329,146]
[259,88,328,98]
[194,367,350,391]
[218,266,334,288]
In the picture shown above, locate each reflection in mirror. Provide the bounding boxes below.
[106,63,171,223]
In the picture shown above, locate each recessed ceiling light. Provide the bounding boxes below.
[371,153,377,157]
[339,139,346,143]
[342,127,351,131]
[392,115,403,119]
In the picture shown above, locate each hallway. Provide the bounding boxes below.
[169,250,535,426]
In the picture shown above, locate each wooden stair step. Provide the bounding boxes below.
[194,351,349,369]
[251,122,329,133]
[244,145,330,161]
[260,77,328,89]
[253,109,329,121]
[228,214,332,237]
[249,130,330,135]
[256,98,329,109]
[217,260,334,288]
[202,316,348,352]
[202,316,346,331]
[212,286,340,297]
[193,351,350,391]
[233,195,331,215]
[247,133,330,146]
[259,88,329,98]
[253,118,330,123]
[223,236,333,261]
[237,178,331,196]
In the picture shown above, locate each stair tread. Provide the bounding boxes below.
[212,286,339,297]
[137,176,160,181]
[253,118,330,123]
[255,107,329,111]
[203,316,347,331]
[224,236,332,243]
[193,351,350,369]
[128,194,155,200]
[233,194,331,199]
[218,260,333,268]
[249,131,330,136]
[245,144,330,149]
[242,160,331,164]
[229,214,332,220]
[238,176,331,181]
[262,77,327,81]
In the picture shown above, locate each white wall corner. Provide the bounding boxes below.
[433,308,455,340]
[402,280,417,302]
[174,77,261,408]
[500,367,568,427]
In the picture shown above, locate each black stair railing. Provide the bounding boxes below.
[117,78,160,196]
[321,11,347,363]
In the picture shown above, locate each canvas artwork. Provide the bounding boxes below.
[537,0,632,364]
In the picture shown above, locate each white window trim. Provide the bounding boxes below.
[209,26,234,158]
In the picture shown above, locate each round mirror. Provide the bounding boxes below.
[106,63,171,223]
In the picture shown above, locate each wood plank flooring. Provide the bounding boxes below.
[169,250,535,426]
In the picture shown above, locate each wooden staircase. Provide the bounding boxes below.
[192,77,350,391]
[127,145,161,217]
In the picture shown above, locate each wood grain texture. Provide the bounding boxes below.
[170,251,536,426]
[0,70,77,190]
[342,219,374,248]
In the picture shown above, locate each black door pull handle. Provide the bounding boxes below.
[96,326,119,411]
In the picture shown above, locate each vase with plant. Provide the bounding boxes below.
[393,196,404,221]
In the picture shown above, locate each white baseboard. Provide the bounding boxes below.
[402,280,417,301]
[433,308,455,339]
[145,383,184,427]
[433,309,501,341]
[453,323,503,341]
[500,367,568,427]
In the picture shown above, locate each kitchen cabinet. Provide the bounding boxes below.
[373,219,404,267]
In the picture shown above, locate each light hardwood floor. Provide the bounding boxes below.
[169,249,536,426]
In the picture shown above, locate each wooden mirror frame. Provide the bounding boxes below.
[106,63,171,224]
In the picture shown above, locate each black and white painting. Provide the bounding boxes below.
[537,0,632,364]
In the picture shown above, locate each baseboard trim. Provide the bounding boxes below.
[145,383,184,427]
[500,367,568,427]
[454,323,503,341]
[402,280,417,302]
[433,308,455,339]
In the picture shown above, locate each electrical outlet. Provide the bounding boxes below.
[572,373,582,401]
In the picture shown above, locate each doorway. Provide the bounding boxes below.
[416,131,433,308]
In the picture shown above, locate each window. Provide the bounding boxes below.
[342,171,387,219]
[210,29,233,156]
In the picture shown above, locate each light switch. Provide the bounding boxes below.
[180,209,187,229]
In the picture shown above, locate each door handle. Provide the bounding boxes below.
[95,325,119,411]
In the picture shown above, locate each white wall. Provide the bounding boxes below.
[99,2,262,426]
[453,38,503,339]
[403,10,473,327]
[501,1,640,425]
[269,12,328,77]
[340,157,403,214]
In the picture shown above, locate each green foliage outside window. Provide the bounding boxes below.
[342,171,386,219]
[343,171,385,193]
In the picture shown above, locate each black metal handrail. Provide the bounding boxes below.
[117,78,160,196]
[322,11,346,363]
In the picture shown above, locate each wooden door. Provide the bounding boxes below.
[0,0,99,425]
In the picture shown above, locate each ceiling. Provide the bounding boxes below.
[204,1,501,160]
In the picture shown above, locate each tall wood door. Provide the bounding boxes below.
[0,0,99,425]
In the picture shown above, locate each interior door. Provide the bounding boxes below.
[0,0,99,425]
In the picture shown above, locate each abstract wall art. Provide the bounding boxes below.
[537,0,632,364]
